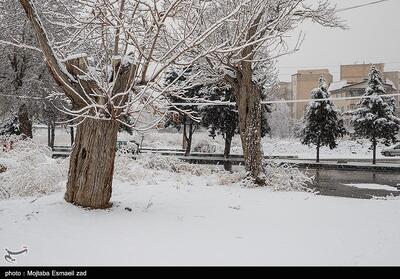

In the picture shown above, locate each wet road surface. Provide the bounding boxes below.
[307,169,400,199]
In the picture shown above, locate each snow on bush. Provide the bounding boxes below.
[0,135,67,199]
[214,159,313,192]
[114,151,212,184]
[0,134,314,200]
[114,147,313,192]
[261,160,314,192]
[192,139,220,153]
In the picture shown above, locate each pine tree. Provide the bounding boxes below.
[200,86,239,171]
[301,76,346,162]
[164,67,203,156]
[0,115,20,136]
[200,84,270,171]
[348,66,400,164]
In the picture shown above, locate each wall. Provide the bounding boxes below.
[292,69,333,120]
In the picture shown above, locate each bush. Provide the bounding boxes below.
[192,140,219,153]
[0,135,67,199]
[262,160,314,192]
[0,164,6,173]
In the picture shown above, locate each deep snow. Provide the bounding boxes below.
[1,179,400,266]
[1,129,399,266]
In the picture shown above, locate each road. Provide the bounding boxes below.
[307,168,400,199]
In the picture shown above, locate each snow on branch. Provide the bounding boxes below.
[18,0,256,131]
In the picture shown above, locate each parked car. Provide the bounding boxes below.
[381,143,400,157]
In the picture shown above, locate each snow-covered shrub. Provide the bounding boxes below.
[0,135,67,199]
[261,160,314,192]
[217,171,243,185]
[114,152,211,184]
[140,130,182,148]
[192,139,219,153]
[216,159,313,192]
[139,153,179,171]
[236,159,314,191]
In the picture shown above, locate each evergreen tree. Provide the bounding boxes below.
[164,67,203,156]
[348,66,399,164]
[301,76,346,162]
[200,86,238,171]
[0,115,20,136]
[200,84,270,171]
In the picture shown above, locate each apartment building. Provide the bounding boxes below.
[278,63,400,120]
[291,69,333,120]
[330,63,399,112]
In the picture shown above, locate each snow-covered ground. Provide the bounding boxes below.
[1,179,400,266]
[346,183,400,191]
[2,131,399,266]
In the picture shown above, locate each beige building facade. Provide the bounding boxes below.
[291,69,333,120]
[330,63,399,113]
[277,63,400,121]
[340,63,385,84]
[330,81,397,112]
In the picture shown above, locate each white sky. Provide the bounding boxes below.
[276,0,400,82]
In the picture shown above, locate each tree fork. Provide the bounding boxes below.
[20,0,135,209]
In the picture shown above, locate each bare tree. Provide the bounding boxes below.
[189,0,344,183]
[18,0,245,208]
[0,0,67,140]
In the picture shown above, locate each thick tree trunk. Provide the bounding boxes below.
[20,0,135,210]
[223,135,233,172]
[372,139,377,165]
[234,80,263,182]
[64,118,119,209]
[18,104,32,139]
[316,143,320,163]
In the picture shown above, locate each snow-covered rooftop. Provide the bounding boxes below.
[386,79,397,90]
[328,80,348,92]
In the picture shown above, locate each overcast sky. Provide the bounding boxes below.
[276,0,400,82]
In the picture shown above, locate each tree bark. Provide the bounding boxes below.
[372,139,377,165]
[223,135,233,172]
[20,0,135,209]
[233,79,263,182]
[50,124,55,149]
[182,121,188,150]
[18,104,32,139]
[316,142,320,163]
[47,125,51,147]
[70,126,74,146]
[185,121,193,156]
[64,118,119,209]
